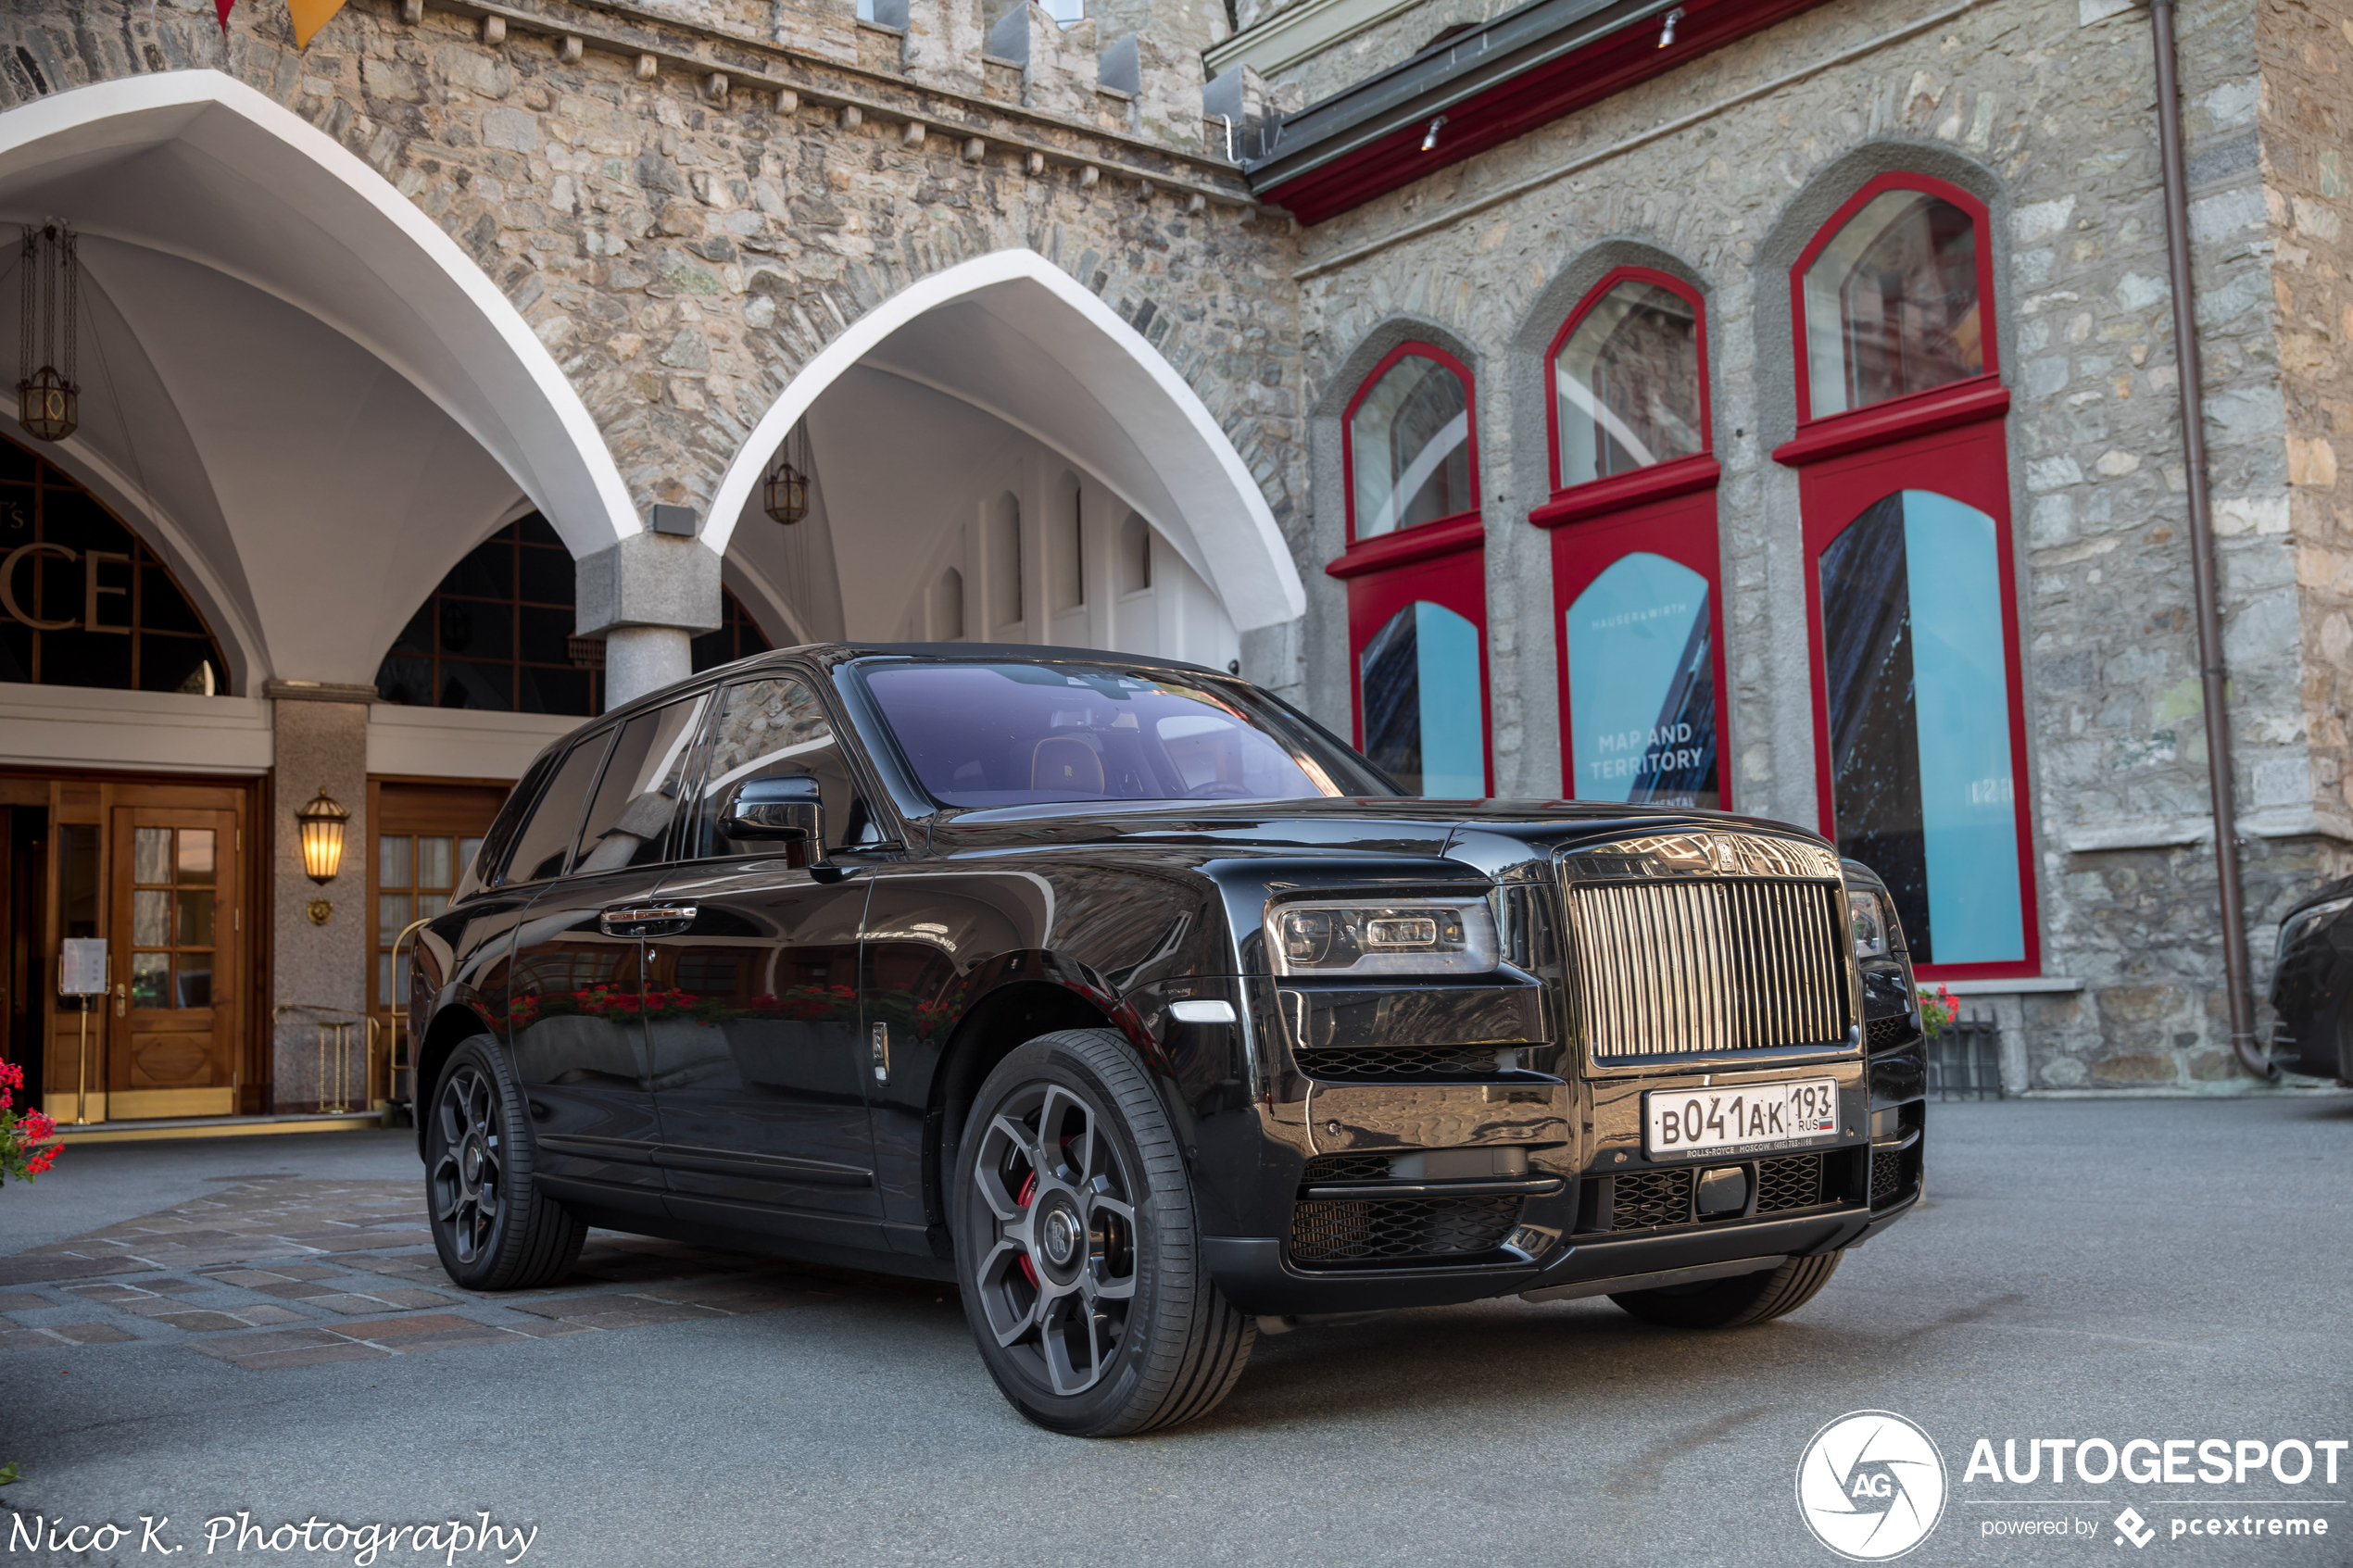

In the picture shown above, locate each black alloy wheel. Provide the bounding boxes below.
[425,1035,585,1291]
[951,1029,1255,1436]
[1609,1252,1843,1330]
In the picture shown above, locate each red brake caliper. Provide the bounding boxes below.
[1015,1172,1039,1287]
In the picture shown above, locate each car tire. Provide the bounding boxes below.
[425,1034,585,1291]
[950,1027,1256,1437]
[1609,1252,1843,1330]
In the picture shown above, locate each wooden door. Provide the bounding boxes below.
[107,806,240,1118]
[370,781,507,1105]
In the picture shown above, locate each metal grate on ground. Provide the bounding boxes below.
[1926,1017,2003,1100]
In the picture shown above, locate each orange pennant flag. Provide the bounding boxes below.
[287,0,349,48]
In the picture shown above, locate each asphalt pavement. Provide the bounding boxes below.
[2,1095,2347,1568]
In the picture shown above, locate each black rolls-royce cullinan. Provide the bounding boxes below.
[406,645,1926,1436]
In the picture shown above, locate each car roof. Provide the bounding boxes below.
[589,641,1232,730]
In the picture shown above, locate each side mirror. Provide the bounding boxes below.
[719,774,824,846]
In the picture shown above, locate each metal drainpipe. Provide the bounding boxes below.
[2147,0,2274,1079]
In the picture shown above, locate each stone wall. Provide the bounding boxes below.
[6,0,1302,535]
[1279,0,2340,1090]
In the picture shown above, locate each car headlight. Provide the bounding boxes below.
[1846,884,1896,960]
[1267,897,1498,977]
[2279,895,2353,959]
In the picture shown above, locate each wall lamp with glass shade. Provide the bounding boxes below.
[296,786,350,884]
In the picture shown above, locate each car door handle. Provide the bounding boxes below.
[598,905,697,937]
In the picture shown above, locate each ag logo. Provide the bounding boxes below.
[1795,1410,1948,1561]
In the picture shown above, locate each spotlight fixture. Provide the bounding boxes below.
[1657,6,1682,47]
[1420,114,1448,153]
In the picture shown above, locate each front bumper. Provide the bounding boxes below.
[1198,980,1927,1318]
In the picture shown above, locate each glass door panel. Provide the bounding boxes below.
[107,806,238,1117]
[1818,489,2023,966]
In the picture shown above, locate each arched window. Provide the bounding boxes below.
[1797,179,1994,420]
[932,567,965,641]
[1551,274,1706,488]
[0,435,230,696]
[1331,340,1489,797]
[988,492,1023,632]
[1344,345,1477,542]
[374,513,772,715]
[1118,511,1151,594]
[1781,173,2032,978]
[1533,269,1726,807]
[1053,471,1084,610]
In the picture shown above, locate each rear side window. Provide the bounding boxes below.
[571,691,713,874]
[497,731,613,885]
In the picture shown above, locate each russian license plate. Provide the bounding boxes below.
[1643,1078,1840,1160]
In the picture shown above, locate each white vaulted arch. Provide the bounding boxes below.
[0,70,636,552]
[707,247,1304,633]
[0,70,644,689]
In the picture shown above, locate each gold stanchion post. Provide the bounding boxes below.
[74,994,90,1125]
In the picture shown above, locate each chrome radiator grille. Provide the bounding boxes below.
[1568,877,1851,1058]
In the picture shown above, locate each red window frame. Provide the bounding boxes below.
[1531,269,1730,808]
[1330,339,1491,794]
[1339,341,1480,548]
[1778,173,2037,981]
[1787,171,2003,438]
[1541,265,1715,495]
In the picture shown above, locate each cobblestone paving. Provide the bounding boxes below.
[0,1176,840,1371]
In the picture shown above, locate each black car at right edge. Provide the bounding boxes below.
[2269,879,2353,1082]
[404,645,1927,1437]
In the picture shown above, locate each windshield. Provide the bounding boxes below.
[857,660,1394,809]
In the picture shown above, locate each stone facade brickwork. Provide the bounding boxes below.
[2,0,1302,536]
[1275,0,2353,1092]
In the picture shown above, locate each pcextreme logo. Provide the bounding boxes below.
[1796,1410,1950,1562]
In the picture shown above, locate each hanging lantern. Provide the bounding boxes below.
[762,458,809,525]
[296,785,351,884]
[17,223,79,444]
[762,421,812,525]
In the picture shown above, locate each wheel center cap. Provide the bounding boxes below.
[462,1141,483,1185]
[1041,1205,1081,1268]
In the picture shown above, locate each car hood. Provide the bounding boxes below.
[927,797,1836,873]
